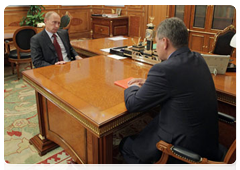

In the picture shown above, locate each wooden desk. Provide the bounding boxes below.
[211,58,236,117]
[71,37,238,118]
[24,37,236,163]
[22,56,152,163]
[71,36,139,57]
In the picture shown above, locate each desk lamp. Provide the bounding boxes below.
[230,34,236,48]
[228,34,236,72]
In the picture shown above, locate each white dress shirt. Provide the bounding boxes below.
[45,29,70,62]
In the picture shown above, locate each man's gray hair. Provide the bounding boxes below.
[45,11,59,20]
[156,17,188,49]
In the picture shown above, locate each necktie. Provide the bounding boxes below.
[52,34,63,61]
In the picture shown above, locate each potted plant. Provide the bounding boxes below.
[20,5,45,27]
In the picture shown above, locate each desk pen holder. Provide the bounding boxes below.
[132,50,161,65]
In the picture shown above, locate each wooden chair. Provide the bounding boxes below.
[4,24,20,55]
[59,11,72,30]
[8,26,37,79]
[211,25,236,56]
[155,112,236,164]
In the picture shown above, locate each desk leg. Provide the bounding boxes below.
[100,133,113,164]
[29,91,59,156]
[90,132,113,164]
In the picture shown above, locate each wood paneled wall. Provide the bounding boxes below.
[4,6,28,26]
[4,5,169,40]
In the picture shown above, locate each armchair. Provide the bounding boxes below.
[8,26,37,79]
[155,112,236,164]
[211,25,236,56]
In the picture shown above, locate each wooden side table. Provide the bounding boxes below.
[91,16,128,39]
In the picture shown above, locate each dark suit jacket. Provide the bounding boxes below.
[30,29,78,68]
[124,47,221,163]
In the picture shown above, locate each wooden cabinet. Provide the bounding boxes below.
[189,5,236,32]
[168,5,191,28]
[91,16,128,39]
[169,5,236,53]
[189,32,215,53]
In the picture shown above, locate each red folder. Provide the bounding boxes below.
[114,77,134,89]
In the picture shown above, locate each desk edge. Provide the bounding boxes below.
[22,74,142,137]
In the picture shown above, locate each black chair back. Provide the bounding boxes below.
[212,31,235,55]
[212,25,236,56]
[15,28,36,50]
[13,26,37,53]
[60,15,70,29]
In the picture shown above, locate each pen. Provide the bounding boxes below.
[137,37,141,46]
[131,38,137,45]
[142,38,146,46]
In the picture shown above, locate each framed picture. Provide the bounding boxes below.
[116,8,122,16]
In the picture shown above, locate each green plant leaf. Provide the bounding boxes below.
[21,5,45,26]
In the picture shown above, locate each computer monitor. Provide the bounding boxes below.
[201,54,230,75]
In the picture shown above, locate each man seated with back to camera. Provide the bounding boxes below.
[119,17,222,164]
[30,11,82,68]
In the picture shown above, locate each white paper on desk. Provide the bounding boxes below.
[100,48,111,53]
[108,36,128,41]
[107,55,127,60]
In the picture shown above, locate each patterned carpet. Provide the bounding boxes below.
[4,64,73,164]
[4,64,153,164]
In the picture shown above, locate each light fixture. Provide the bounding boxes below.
[230,34,236,48]
[227,33,236,73]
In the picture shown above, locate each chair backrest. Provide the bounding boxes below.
[218,112,236,148]
[59,11,72,30]
[211,25,236,55]
[218,112,236,163]
[13,26,37,53]
[155,112,236,164]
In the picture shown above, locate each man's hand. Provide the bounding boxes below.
[127,78,146,87]
[55,61,66,65]
[75,55,83,60]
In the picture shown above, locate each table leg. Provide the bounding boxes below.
[89,132,113,164]
[29,91,59,156]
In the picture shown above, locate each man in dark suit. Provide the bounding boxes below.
[119,18,222,163]
[30,11,82,68]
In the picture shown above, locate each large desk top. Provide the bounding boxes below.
[71,36,139,56]
[23,55,152,136]
[71,37,236,104]
[23,37,236,134]
[212,72,236,96]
